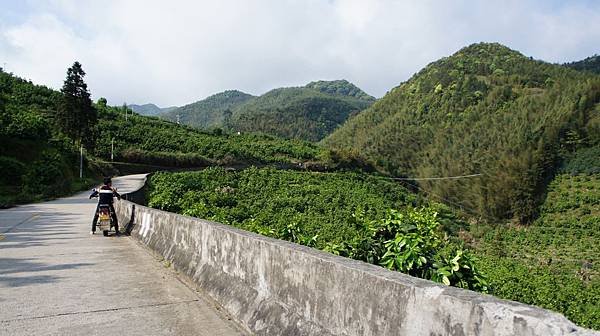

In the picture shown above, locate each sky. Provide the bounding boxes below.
[1,0,600,107]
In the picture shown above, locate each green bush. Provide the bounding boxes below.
[22,150,72,198]
[120,148,211,167]
[562,146,600,175]
[0,156,25,185]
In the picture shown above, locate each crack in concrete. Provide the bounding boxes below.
[0,299,200,323]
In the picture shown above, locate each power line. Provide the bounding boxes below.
[390,177,480,215]
[388,173,483,181]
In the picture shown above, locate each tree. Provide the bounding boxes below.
[97,97,107,109]
[56,61,97,146]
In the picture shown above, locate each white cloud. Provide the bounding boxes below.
[1,0,599,106]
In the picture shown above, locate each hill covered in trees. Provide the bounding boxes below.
[230,80,374,141]
[128,103,177,116]
[94,105,322,167]
[326,42,600,223]
[0,67,99,206]
[565,55,600,74]
[0,67,325,206]
[161,90,254,129]
[162,80,375,142]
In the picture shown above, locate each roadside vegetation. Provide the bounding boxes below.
[148,167,488,291]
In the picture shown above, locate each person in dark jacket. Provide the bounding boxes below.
[89,177,121,235]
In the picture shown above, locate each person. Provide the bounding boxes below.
[89,177,121,235]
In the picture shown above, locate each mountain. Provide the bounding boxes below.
[230,80,375,141]
[304,79,374,100]
[565,55,600,74]
[128,103,177,116]
[161,90,254,128]
[326,42,600,223]
[162,80,375,142]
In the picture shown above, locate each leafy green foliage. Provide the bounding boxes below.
[0,69,97,206]
[94,105,323,165]
[326,42,600,223]
[0,156,25,185]
[472,173,600,329]
[56,61,97,148]
[119,148,211,167]
[565,55,600,74]
[562,146,600,174]
[147,168,486,290]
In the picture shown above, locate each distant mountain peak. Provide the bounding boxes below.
[304,79,375,101]
[128,103,177,116]
[565,54,600,74]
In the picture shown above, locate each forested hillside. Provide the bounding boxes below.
[472,147,600,329]
[326,43,600,223]
[304,79,374,100]
[161,90,254,129]
[230,80,375,141]
[0,69,96,206]
[566,55,600,74]
[0,68,325,206]
[128,103,177,116]
[94,105,322,166]
[163,80,375,142]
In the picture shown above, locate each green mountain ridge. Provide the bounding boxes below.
[326,42,600,222]
[161,90,254,128]
[128,103,177,116]
[163,80,375,141]
[565,54,600,74]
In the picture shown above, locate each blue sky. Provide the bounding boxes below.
[1,0,599,106]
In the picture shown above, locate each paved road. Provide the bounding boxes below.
[0,175,247,336]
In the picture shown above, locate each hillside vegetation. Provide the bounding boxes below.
[162,90,254,129]
[0,68,326,206]
[566,55,600,74]
[128,103,177,116]
[0,69,97,206]
[148,168,487,291]
[94,105,322,166]
[471,148,600,329]
[326,43,600,223]
[164,80,375,142]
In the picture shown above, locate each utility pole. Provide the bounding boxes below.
[79,144,83,179]
[111,138,114,161]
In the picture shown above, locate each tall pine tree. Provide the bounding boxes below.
[56,62,97,148]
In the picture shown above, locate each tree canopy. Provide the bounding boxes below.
[56,61,97,147]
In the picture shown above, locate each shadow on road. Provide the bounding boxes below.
[0,257,93,287]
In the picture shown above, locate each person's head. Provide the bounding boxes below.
[103,177,112,186]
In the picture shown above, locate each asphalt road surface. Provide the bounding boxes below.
[0,175,247,336]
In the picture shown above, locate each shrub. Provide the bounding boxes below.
[0,156,25,185]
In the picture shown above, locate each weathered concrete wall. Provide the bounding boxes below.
[114,199,598,336]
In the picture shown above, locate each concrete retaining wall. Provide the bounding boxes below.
[114,199,597,336]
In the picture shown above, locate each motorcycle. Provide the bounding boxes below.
[90,187,119,237]
[96,204,114,236]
